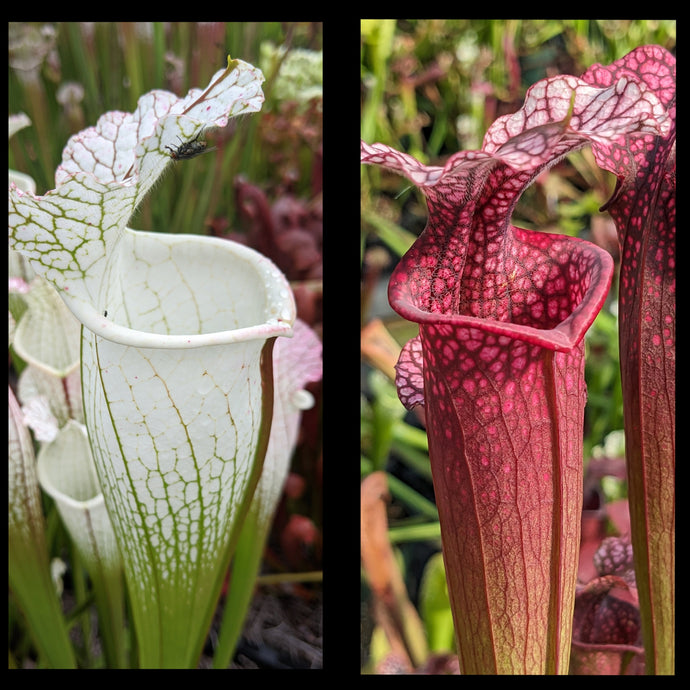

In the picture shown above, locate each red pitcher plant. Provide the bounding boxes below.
[361,45,674,674]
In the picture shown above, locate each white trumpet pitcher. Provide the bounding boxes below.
[9,57,296,667]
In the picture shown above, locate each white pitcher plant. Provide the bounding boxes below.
[9,57,298,668]
[36,420,127,669]
[10,205,84,669]
[9,383,78,669]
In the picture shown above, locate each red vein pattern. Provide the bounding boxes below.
[361,46,671,675]
[582,45,676,674]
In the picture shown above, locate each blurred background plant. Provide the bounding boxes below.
[9,21,322,669]
[360,19,675,674]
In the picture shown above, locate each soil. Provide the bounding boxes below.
[221,586,323,670]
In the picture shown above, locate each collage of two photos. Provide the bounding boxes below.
[360,19,675,676]
[9,19,675,674]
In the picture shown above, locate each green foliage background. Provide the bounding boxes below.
[9,22,322,236]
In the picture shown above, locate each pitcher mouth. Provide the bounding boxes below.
[388,229,613,354]
[65,228,296,349]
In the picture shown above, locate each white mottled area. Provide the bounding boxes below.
[82,332,265,589]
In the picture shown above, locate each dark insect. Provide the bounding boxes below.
[103,310,108,317]
[165,129,214,161]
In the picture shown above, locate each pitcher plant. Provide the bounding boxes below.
[10,56,297,668]
[361,45,673,674]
